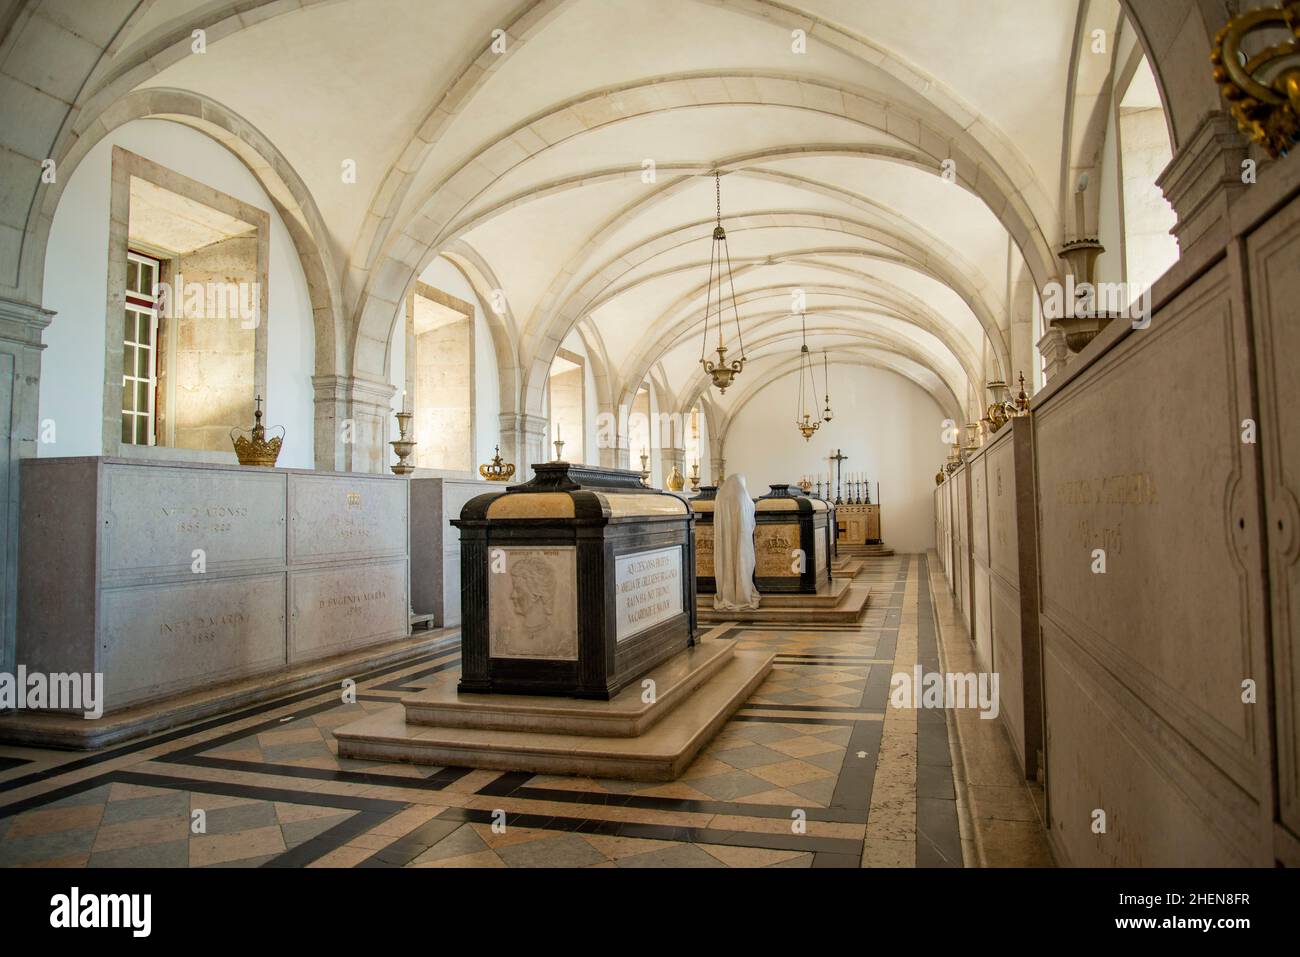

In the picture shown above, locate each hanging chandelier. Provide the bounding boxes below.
[699,171,747,393]
[794,313,821,441]
[821,349,834,422]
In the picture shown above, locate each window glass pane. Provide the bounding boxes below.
[127,260,139,293]
[136,416,150,446]
[139,261,155,296]
[137,313,150,345]
[122,414,133,444]
[137,347,150,378]
[137,381,149,412]
[124,311,135,342]
[123,344,136,381]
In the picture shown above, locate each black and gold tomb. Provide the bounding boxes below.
[452,462,697,699]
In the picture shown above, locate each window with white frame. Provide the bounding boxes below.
[122,250,160,446]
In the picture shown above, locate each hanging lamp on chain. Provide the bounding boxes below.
[794,313,821,441]
[699,171,747,393]
[821,349,834,422]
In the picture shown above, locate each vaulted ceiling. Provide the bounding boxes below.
[6,0,1157,427]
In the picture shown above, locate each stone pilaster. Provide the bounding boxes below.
[1156,111,1251,268]
[311,374,396,473]
[499,412,548,480]
[1036,327,1071,382]
[0,297,53,676]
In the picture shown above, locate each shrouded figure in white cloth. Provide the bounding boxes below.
[712,473,760,611]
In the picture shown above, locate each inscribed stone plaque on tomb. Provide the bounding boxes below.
[100,573,286,708]
[101,464,286,581]
[289,559,409,663]
[488,547,578,660]
[614,546,682,642]
[289,473,407,563]
[695,524,714,577]
[755,523,800,577]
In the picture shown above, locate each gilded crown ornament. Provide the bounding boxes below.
[699,171,747,393]
[1211,1,1300,158]
[479,445,516,482]
[230,395,284,467]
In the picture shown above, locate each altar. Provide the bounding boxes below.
[837,503,882,545]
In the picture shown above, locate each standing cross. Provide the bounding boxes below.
[829,448,847,505]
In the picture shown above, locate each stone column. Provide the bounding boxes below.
[1036,327,1070,382]
[713,458,726,483]
[311,374,396,473]
[499,412,548,481]
[0,297,53,676]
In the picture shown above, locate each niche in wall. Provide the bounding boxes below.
[406,281,475,471]
[109,146,269,458]
[547,348,585,464]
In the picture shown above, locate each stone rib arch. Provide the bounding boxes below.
[32,87,345,376]
[436,239,524,425]
[526,209,1012,416]
[709,353,962,455]
[350,69,1058,388]
[1060,0,1125,240]
[612,272,985,402]
[692,320,967,416]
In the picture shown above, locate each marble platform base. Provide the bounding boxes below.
[334,633,774,781]
[836,542,895,557]
[697,582,871,625]
[0,630,458,750]
[832,556,864,578]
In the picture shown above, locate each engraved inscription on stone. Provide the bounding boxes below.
[615,546,683,642]
[101,573,286,708]
[290,560,409,663]
[290,473,407,563]
[102,464,286,579]
[755,524,800,577]
[695,524,714,577]
[488,547,578,660]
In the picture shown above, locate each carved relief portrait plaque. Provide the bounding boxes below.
[488,547,578,660]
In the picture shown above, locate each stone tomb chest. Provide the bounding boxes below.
[687,485,719,595]
[753,484,832,594]
[452,463,697,699]
[17,457,410,714]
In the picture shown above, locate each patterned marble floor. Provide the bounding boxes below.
[0,555,970,868]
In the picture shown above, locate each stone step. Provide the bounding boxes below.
[402,637,735,737]
[837,543,895,557]
[333,650,775,782]
[696,582,872,625]
[750,576,849,608]
[832,557,864,578]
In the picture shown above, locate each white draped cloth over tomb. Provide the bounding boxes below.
[712,474,760,611]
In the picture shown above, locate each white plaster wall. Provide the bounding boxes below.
[724,365,946,552]
[40,118,316,468]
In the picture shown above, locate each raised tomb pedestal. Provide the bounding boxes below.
[691,483,871,625]
[334,463,774,780]
[5,457,433,748]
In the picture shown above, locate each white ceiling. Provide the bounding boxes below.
[123,0,1092,421]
